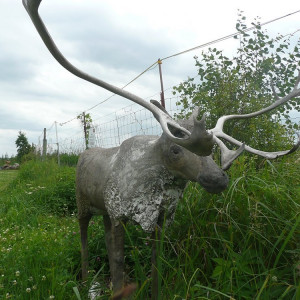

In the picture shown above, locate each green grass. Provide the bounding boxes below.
[0,155,299,299]
[0,161,81,299]
[0,170,18,192]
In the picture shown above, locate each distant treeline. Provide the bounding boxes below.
[0,152,79,168]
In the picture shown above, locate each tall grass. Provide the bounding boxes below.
[0,154,299,299]
[118,154,300,299]
[0,161,81,299]
[160,155,300,299]
[0,171,18,192]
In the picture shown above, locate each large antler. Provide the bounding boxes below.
[23,0,299,163]
[210,72,300,170]
[22,0,214,156]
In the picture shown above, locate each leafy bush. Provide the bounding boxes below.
[173,12,300,153]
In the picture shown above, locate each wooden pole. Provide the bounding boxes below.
[42,128,47,161]
[83,112,88,149]
[55,121,60,166]
[158,59,166,109]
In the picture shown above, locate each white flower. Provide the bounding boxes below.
[15,271,20,277]
[49,296,55,299]
[26,288,31,293]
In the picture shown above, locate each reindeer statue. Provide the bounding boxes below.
[23,0,300,298]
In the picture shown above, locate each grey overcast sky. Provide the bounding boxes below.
[0,0,299,156]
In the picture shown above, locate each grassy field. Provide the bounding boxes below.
[0,155,299,299]
[0,171,18,192]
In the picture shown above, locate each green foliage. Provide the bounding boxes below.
[15,160,77,215]
[77,112,93,149]
[21,151,38,163]
[0,164,80,300]
[82,155,299,299]
[173,12,300,152]
[0,170,18,192]
[59,153,79,167]
[15,131,33,162]
[152,153,299,299]
[0,154,17,166]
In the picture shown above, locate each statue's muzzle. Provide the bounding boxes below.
[197,161,229,194]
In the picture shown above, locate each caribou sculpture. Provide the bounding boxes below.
[23,0,300,298]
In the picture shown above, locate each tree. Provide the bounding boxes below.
[15,131,32,162]
[77,112,93,149]
[173,12,300,153]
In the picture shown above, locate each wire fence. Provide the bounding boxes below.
[36,95,183,157]
[32,11,300,160]
[36,94,300,162]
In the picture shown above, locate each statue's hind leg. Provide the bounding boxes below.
[79,214,92,281]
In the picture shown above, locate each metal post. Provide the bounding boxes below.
[55,121,60,166]
[158,59,166,109]
[42,128,47,161]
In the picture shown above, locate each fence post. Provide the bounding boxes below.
[158,59,165,108]
[42,128,47,161]
[55,121,60,166]
[82,112,88,149]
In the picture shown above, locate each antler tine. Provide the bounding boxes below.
[22,0,202,148]
[214,137,245,170]
[151,102,215,155]
[217,131,299,158]
[210,71,300,161]
[212,71,300,134]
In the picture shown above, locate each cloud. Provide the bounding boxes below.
[0,0,299,156]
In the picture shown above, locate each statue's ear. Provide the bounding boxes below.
[150,100,171,117]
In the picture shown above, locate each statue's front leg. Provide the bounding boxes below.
[103,215,125,293]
